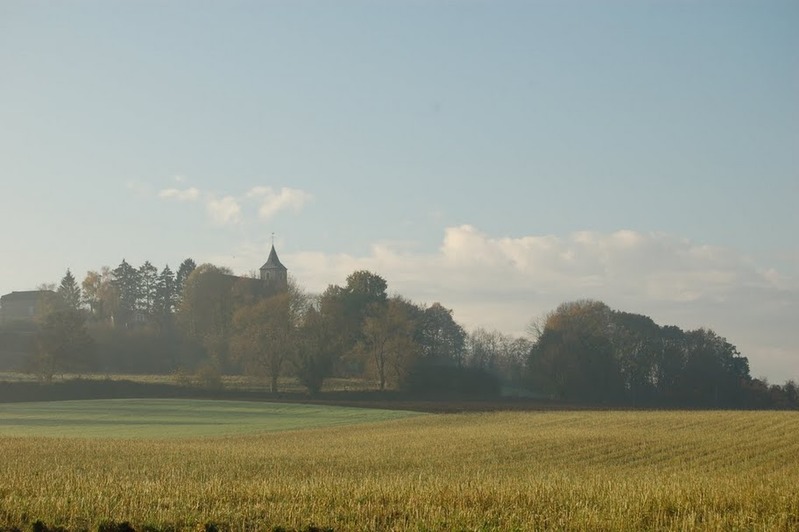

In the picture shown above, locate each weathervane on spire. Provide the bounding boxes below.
[271,232,275,246]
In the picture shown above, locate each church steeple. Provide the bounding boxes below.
[259,243,288,291]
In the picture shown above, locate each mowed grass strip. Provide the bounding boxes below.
[0,399,423,438]
[1,410,798,531]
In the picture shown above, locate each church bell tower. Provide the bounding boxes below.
[259,243,288,292]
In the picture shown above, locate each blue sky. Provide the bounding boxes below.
[1,1,797,382]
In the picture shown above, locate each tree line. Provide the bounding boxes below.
[527,300,797,408]
[2,259,796,409]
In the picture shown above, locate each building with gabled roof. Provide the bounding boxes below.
[0,290,56,325]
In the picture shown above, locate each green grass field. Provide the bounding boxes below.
[0,399,422,438]
[0,403,797,531]
[0,371,378,393]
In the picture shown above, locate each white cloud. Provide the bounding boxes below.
[157,187,201,202]
[158,184,239,225]
[155,181,311,226]
[247,186,313,219]
[205,196,242,225]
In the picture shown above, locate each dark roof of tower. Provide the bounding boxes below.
[260,245,287,271]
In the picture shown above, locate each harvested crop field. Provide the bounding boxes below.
[0,406,797,531]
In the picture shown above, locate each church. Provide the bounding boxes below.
[214,243,290,303]
[258,244,288,293]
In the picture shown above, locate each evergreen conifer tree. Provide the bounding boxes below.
[57,269,82,310]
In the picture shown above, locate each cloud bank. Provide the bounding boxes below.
[288,225,789,305]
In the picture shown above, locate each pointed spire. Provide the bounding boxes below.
[260,244,286,271]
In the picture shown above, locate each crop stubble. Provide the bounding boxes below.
[0,410,797,530]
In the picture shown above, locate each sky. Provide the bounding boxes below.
[1,0,797,383]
